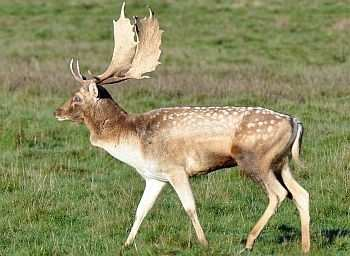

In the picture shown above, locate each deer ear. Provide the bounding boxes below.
[88,82,99,98]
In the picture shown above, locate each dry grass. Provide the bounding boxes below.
[2,57,349,103]
[333,18,350,31]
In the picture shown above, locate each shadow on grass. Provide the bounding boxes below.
[238,224,299,246]
[277,224,298,244]
[118,245,182,256]
[321,228,350,245]
[155,249,182,256]
[276,225,350,247]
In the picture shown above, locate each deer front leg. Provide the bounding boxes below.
[124,178,166,247]
[168,172,208,246]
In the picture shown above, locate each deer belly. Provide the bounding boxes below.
[185,151,236,176]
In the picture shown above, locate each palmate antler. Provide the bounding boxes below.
[70,2,162,86]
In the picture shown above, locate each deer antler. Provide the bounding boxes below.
[70,2,162,86]
[70,59,87,83]
[125,10,162,79]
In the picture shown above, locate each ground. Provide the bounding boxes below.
[0,0,349,255]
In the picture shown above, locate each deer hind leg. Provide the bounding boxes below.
[245,171,288,250]
[168,172,208,246]
[281,162,310,253]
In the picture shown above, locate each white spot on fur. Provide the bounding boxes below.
[247,123,255,128]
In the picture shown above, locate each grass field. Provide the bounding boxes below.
[1,0,350,255]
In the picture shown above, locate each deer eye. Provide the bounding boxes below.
[72,95,81,103]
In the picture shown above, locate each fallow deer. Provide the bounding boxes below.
[54,2,310,253]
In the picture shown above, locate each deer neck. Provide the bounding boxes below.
[83,100,138,146]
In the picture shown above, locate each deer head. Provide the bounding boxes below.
[54,2,162,123]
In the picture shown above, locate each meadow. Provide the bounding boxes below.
[0,0,350,255]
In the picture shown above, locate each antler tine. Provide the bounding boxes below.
[120,1,126,18]
[76,60,84,80]
[70,58,85,83]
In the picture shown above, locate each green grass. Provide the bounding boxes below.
[1,0,350,255]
